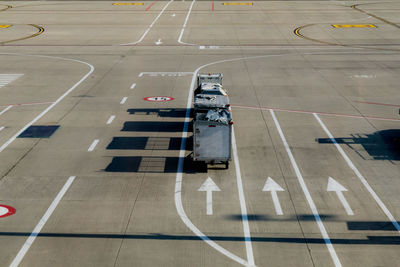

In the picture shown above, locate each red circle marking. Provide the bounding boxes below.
[0,205,16,218]
[144,96,174,102]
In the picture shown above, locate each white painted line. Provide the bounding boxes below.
[0,127,4,132]
[88,139,99,152]
[106,115,115,125]
[231,127,255,265]
[327,177,354,216]
[270,110,342,267]
[155,38,162,45]
[130,83,136,89]
[0,105,12,116]
[120,97,127,105]
[262,177,284,215]
[0,74,23,88]
[178,0,197,46]
[198,177,221,215]
[314,113,400,232]
[120,0,173,45]
[0,53,94,153]
[9,176,76,267]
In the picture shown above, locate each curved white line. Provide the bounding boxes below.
[0,53,94,153]
[120,0,174,46]
[178,0,198,46]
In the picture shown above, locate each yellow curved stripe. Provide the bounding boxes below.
[0,24,44,45]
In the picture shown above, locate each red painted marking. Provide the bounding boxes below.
[0,205,16,218]
[0,101,53,107]
[212,0,214,11]
[231,104,400,122]
[144,96,174,102]
[354,101,400,107]
[146,1,157,11]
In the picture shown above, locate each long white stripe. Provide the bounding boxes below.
[106,115,115,125]
[270,110,342,267]
[9,176,76,267]
[0,105,12,116]
[178,0,197,46]
[120,0,173,45]
[314,113,400,232]
[88,139,99,152]
[232,127,255,265]
[0,54,94,153]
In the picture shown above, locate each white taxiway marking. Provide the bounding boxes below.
[0,127,4,132]
[10,176,76,267]
[0,105,12,116]
[0,74,23,88]
[270,110,342,267]
[198,177,221,215]
[130,83,136,89]
[120,97,127,104]
[106,115,115,125]
[88,139,99,152]
[0,53,94,153]
[171,13,176,17]
[178,0,197,46]
[314,113,400,232]
[155,38,162,45]
[120,0,173,45]
[138,72,193,77]
[327,177,354,216]
[262,177,284,215]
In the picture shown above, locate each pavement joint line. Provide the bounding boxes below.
[120,96,128,104]
[119,0,173,45]
[270,110,342,267]
[9,176,76,267]
[106,115,116,125]
[130,82,136,89]
[0,53,94,153]
[88,139,99,152]
[178,0,197,46]
[314,113,400,233]
[0,105,12,116]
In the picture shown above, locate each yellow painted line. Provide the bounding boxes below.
[0,25,11,29]
[113,3,144,5]
[0,24,44,45]
[223,3,253,5]
[332,24,376,28]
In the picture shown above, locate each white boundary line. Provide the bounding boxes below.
[120,0,174,46]
[178,0,198,46]
[120,96,128,104]
[314,113,400,232]
[106,115,116,125]
[231,127,255,265]
[9,176,76,267]
[0,105,12,116]
[0,126,4,132]
[130,83,136,89]
[270,110,342,267]
[0,53,94,153]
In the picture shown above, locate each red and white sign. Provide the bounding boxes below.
[144,96,174,102]
[0,205,16,218]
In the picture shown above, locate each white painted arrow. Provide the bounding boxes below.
[262,177,284,215]
[155,39,162,45]
[327,177,354,216]
[198,177,221,215]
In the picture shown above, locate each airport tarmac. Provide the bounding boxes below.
[0,1,399,266]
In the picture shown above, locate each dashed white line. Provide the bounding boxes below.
[314,113,400,232]
[0,53,94,153]
[0,127,4,132]
[270,110,342,267]
[88,139,99,152]
[0,105,12,116]
[120,0,173,45]
[120,97,127,105]
[106,115,116,125]
[9,176,76,267]
[130,83,136,89]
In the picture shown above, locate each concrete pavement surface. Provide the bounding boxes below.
[0,0,399,266]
